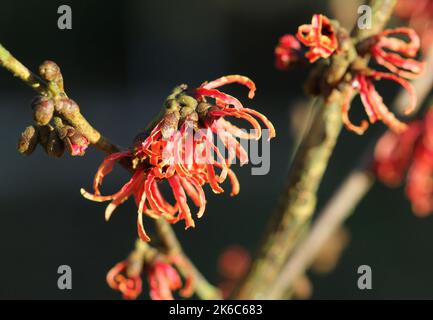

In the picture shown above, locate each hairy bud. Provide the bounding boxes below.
[39,60,64,90]
[55,97,80,115]
[17,126,38,155]
[32,96,55,126]
[161,110,180,140]
[46,129,65,158]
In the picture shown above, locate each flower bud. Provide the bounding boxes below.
[46,129,65,158]
[38,60,63,90]
[55,97,80,115]
[17,126,38,155]
[64,128,89,156]
[52,117,89,157]
[32,96,55,126]
[161,110,180,140]
[196,102,212,119]
[197,102,216,124]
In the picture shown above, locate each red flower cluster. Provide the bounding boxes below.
[107,254,193,300]
[342,27,424,135]
[275,14,338,69]
[374,108,433,216]
[297,14,338,63]
[276,14,425,135]
[106,260,142,300]
[81,75,275,241]
[275,35,302,70]
[148,255,193,300]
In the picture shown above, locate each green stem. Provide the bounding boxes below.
[0,44,46,95]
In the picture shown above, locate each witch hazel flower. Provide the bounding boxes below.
[342,70,417,135]
[374,108,433,216]
[342,27,425,135]
[107,240,194,300]
[148,255,194,300]
[276,14,425,135]
[369,28,425,79]
[107,257,193,300]
[275,35,302,71]
[275,14,338,68]
[107,260,143,300]
[297,14,338,63]
[81,75,275,241]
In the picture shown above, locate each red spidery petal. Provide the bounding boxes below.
[216,118,255,139]
[80,168,142,206]
[209,109,262,140]
[341,84,369,135]
[371,28,425,79]
[275,34,302,71]
[372,71,417,116]
[243,108,276,140]
[206,163,225,194]
[171,255,195,298]
[145,173,177,216]
[168,175,195,229]
[149,261,182,300]
[181,177,206,219]
[194,87,244,109]
[107,261,142,300]
[137,211,151,242]
[201,75,256,99]
[197,129,229,181]
[376,28,421,56]
[104,170,144,221]
[356,75,379,123]
[374,121,423,186]
[93,151,132,195]
[214,162,240,197]
[213,125,249,166]
[365,80,408,134]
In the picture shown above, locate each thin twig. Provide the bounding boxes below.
[0,43,220,300]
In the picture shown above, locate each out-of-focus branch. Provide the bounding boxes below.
[267,170,374,299]
[234,95,345,299]
[0,43,220,300]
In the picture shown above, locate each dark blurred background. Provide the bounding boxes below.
[0,0,432,299]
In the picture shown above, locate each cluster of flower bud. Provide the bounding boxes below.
[17,61,89,157]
